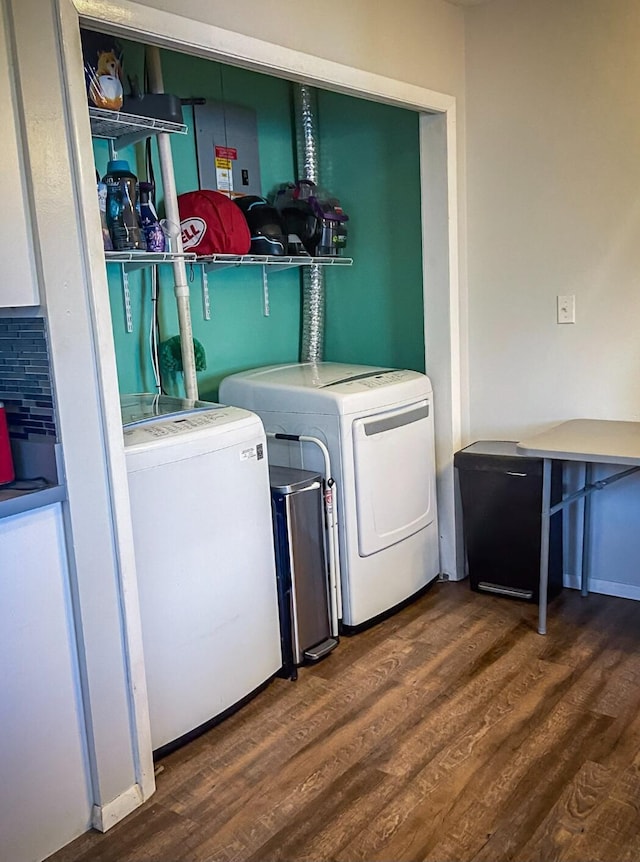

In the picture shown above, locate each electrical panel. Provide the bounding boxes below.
[193,101,262,198]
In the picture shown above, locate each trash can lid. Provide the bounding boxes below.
[454,440,543,471]
[269,465,323,493]
[456,440,520,457]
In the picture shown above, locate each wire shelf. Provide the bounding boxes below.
[89,107,188,146]
[104,251,197,273]
[105,251,196,263]
[198,253,354,272]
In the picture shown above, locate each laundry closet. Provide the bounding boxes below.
[85,30,436,754]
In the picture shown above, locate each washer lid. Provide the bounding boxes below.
[120,393,221,428]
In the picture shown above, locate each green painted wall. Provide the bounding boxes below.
[93,40,423,399]
[318,92,424,373]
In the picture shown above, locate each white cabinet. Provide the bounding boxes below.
[0,503,92,862]
[0,2,38,307]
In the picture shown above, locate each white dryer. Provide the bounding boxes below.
[219,363,440,628]
[121,394,281,754]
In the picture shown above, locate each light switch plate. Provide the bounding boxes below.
[557,295,576,324]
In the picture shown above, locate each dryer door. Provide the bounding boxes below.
[352,400,435,556]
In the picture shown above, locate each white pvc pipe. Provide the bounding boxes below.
[145,46,198,401]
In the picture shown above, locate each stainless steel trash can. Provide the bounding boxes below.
[270,466,338,679]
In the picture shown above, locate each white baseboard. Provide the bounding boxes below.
[563,574,640,602]
[440,570,465,582]
[92,783,144,833]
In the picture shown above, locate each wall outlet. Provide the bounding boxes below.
[557,295,576,324]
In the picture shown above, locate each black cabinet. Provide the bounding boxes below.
[454,441,563,602]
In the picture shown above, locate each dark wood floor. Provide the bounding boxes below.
[48,581,640,862]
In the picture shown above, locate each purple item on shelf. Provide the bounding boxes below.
[139,181,165,253]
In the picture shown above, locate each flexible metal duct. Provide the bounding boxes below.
[294,84,319,185]
[294,84,324,363]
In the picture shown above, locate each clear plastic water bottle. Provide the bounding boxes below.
[103,159,146,251]
[139,181,165,253]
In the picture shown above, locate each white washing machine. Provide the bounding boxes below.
[121,394,281,754]
[219,363,440,628]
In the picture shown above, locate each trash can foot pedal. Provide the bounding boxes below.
[478,581,533,600]
[304,637,338,662]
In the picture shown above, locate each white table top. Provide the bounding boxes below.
[517,419,640,466]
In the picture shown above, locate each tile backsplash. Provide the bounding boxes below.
[0,316,57,441]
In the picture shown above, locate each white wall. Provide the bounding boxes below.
[465,0,640,596]
[129,0,466,97]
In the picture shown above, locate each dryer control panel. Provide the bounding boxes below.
[347,370,416,389]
